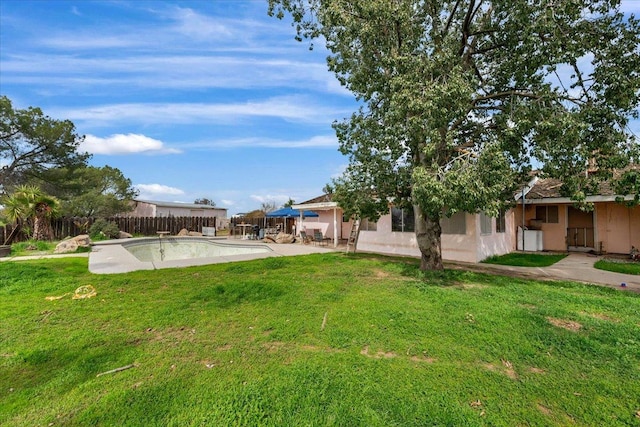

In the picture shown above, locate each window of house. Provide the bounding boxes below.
[342,213,351,223]
[391,207,415,232]
[496,209,506,233]
[360,218,377,231]
[441,212,466,234]
[535,205,559,223]
[480,212,492,235]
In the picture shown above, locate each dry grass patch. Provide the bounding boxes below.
[546,317,582,331]
[580,311,619,322]
[360,346,397,359]
[483,360,518,380]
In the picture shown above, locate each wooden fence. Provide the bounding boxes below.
[2,216,218,244]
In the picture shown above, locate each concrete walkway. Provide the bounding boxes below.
[446,253,640,293]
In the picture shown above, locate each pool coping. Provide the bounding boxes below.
[89,236,337,274]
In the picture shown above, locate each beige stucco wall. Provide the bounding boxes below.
[515,202,639,254]
[596,203,640,254]
[514,204,568,251]
[129,202,226,219]
[357,211,514,263]
[299,211,333,237]
[357,214,421,257]
[297,209,352,243]
[476,210,516,262]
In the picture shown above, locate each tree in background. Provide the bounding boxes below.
[49,166,139,218]
[284,198,295,208]
[194,198,216,206]
[270,0,640,270]
[2,185,60,241]
[0,96,90,195]
[261,201,277,213]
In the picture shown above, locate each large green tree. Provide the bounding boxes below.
[0,96,90,195]
[270,0,640,270]
[49,166,138,217]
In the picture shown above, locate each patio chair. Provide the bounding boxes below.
[300,231,311,244]
[313,231,328,246]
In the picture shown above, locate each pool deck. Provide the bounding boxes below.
[88,237,339,274]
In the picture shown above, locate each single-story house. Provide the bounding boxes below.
[514,177,640,255]
[129,199,228,221]
[293,194,516,263]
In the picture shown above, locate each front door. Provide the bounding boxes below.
[567,207,594,250]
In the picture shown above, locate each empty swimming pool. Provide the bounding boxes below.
[124,237,272,262]
[89,237,279,274]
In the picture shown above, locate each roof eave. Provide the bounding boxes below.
[519,194,636,204]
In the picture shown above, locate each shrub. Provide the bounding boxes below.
[89,219,120,240]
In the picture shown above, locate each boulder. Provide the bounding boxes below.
[54,239,78,254]
[119,231,133,239]
[54,234,92,254]
[177,228,189,236]
[275,232,295,244]
[188,231,203,236]
[73,234,91,247]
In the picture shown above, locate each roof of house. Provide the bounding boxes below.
[135,199,227,210]
[299,194,334,204]
[522,166,639,202]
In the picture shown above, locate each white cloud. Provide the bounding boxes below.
[135,184,185,200]
[221,199,235,206]
[80,134,181,155]
[1,54,337,93]
[171,7,234,40]
[185,135,338,150]
[58,97,346,128]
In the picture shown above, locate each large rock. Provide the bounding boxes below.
[55,239,78,254]
[119,231,133,239]
[275,232,295,244]
[73,234,91,247]
[177,228,189,236]
[54,234,91,254]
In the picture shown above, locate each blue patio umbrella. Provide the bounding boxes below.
[265,207,319,218]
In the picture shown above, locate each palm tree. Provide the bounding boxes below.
[2,185,60,241]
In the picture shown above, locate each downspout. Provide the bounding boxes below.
[333,208,338,248]
[522,187,525,251]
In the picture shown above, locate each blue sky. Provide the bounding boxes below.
[1,1,639,216]
[1,0,357,215]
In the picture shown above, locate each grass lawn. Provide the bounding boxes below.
[595,259,640,276]
[1,253,639,426]
[482,252,568,267]
[7,240,90,257]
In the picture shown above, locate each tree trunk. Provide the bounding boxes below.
[33,212,53,241]
[414,204,444,271]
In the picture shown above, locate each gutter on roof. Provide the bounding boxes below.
[519,195,636,204]
[292,202,338,210]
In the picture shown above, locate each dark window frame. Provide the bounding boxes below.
[535,205,559,223]
[391,207,415,233]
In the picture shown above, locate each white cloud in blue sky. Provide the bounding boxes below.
[1,1,638,214]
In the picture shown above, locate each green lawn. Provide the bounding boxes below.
[7,240,90,257]
[1,253,639,426]
[595,259,640,275]
[482,252,568,267]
